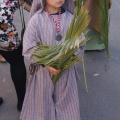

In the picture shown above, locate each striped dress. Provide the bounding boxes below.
[20,9,84,120]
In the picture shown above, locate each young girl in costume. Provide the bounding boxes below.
[20,0,84,119]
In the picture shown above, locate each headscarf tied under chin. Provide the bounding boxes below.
[29,0,75,19]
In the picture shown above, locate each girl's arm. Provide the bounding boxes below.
[23,14,40,63]
[23,14,60,75]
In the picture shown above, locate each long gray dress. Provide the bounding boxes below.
[20,9,84,120]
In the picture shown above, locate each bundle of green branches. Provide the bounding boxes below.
[33,0,90,84]
[98,0,110,59]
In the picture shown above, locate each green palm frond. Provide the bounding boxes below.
[98,0,110,59]
[33,0,90,84]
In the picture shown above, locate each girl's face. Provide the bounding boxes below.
[46,0,65,8]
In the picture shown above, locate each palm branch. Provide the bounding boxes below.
[93,0,110,59]
[33,0,90,84]
[98,0,110,59]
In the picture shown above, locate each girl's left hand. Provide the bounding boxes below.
[47,66,61,76]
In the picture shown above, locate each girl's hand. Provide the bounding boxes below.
[47,67,60,75]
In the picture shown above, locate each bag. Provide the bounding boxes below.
[18,1,26,42]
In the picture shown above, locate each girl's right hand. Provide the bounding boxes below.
[47,66,60,75]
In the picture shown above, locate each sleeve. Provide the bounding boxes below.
[22,14,40,63]
[74,33,86,58]
[10,0,20,12]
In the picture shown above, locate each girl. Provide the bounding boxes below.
[20,0,84,119]
[0,0,26,111]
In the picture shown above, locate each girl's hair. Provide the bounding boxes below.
[29,0,75,19]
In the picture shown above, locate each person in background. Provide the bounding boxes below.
[0,0,26,111]
[0,97,3,106]
[0,0,33,63]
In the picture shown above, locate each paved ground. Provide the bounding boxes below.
[0,1,120,120]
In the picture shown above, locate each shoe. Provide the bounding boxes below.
[0,54,7,63]
[0,97,3,106]
[17,102,23,111]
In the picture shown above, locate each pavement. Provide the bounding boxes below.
[0,0,120,120]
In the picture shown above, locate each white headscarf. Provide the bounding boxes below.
[29,0,75,18]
